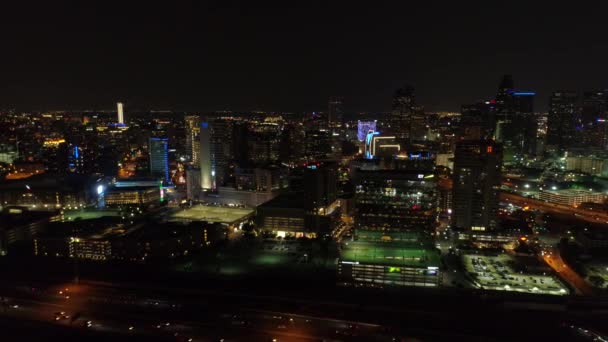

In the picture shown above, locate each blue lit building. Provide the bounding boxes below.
[149,137,169,183]
[357,120,377,142]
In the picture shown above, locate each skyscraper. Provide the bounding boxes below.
[116,102,124,125]
[210,118,235,186]
[391,85,424,146]
[452,140,502,232]
[184,115,200,164]
[460,101,496,140]
[495,74,514,111]
[149,137,169,183]
[328,96,344,127]
[493,75,537,157]
[547,91,579,153]
[199,122,213,190]
[581,90,608,149]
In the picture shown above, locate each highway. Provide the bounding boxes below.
[500,192,608,224]
[0,281,400,342]
[2,276,607,341]
[540,247,595,296]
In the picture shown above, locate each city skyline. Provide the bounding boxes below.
[3,2,608,341]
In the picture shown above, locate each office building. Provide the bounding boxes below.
[199,122,213,190]
[117,102,124,125]
[328,96,344,126]
[249,122,281,164]
[390,85,425,146]
[581,90,608,149]
[452,140,502,232]
[184,115,200,164]
[353,169,437,234]
[304,129,333,160]
[547,91,579,153]
[460,101,496,140]
[493,76,537,157]
[148,137,169,183]
[210,118,235,186]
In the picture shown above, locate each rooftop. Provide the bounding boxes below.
[169,204,254,224]
[340,241,440,268]
[258,192,304,209]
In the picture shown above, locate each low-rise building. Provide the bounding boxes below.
[338,240,441,288]
[539,188,606,207]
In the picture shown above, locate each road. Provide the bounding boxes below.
[500,192,608,224]
[0,281,400,342]
[540,247,595,296]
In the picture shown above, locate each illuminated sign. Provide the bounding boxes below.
[388,267,401,273]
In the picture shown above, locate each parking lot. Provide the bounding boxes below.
[463,254,569,295]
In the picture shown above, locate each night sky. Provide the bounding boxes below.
[1,1,608,112]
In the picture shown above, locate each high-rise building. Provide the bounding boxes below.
[328,96,344,127]
[452,140,502,232]
[304,129,332,160]
[248,123,281,164]
[199,122,213,190]
[493,75,537,157]
[581,90,608,149]
[117,102,124,125]
[390,85,425,146]
[149,137,169,183]
[303,162,338,213]
[232,122,249,166]
[547,91,578,153]
[210,119,235,186]
[184,115,200,164]
[279,123,305,163]
[353,168,437,234]
[460,101,496,140]
[495,74,514,110]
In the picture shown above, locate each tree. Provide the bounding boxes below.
[589,275,605,288]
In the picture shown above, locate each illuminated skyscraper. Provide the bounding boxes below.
[210,119,235,186]
[184,115,200,164]
[390,85,425,146]
[328,96,344,126]
[547,91,578,153]
[581,90,608,149]
[199,122,213,190]
[493,75,537,157]
[452,140,502,232]
[117,102,124,125]
[149,137,169,183]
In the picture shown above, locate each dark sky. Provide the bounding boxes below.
[1,1,608,112]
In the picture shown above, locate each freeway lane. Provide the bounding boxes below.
[2,278,607,341]
[500,192,608,224]
[0,284,400,342]
[540,247,595,296]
